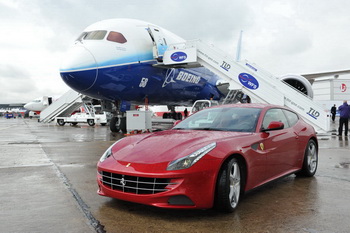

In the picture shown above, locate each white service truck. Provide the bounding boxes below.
[56,112,110,126]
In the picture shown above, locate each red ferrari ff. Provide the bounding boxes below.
[97,104,318,212]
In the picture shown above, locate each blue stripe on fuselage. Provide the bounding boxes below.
[60,60,224,105]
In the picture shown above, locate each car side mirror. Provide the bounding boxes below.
[261,121,284,132]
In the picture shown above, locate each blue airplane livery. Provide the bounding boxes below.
[60,19,225,132]
[59,18,323,132]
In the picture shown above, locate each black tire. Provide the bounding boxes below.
[215,157,243,213]
[120,117,126,133]
[101,123,106,126]
[87,119,95,126]
[109,117,126,133]
[110,117,119,132]
[57,119,65,126]
[176,112,182,120]
[296,139,318,177]
[71,122,78,126]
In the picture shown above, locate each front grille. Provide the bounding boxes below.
[100,171,175,194]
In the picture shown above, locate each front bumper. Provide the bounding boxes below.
[97,159,221,209]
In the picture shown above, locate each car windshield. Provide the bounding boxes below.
[173,107,261,132]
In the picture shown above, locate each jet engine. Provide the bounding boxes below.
[279,74,314,99]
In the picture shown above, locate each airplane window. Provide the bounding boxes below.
[84,30,107,40]
[76,32,87,42]
[107,31,127,44]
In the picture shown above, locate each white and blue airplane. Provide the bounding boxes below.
[59,18,350,132]
[24,95,60,113]
[60,19,230,132]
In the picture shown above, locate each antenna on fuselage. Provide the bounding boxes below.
[235,30,243,62]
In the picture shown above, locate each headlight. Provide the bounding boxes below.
[99,138,124,163]
[167,142,216,170]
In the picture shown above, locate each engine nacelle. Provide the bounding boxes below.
[279,74,313,99]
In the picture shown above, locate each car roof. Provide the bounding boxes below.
[211,103,286,110]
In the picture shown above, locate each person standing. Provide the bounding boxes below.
[331,104,337,122]
[184,108,188,118]
[338,100,350,136]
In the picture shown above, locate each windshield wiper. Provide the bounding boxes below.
[193,128,226,131]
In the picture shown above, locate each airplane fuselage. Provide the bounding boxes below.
[60,19,224,106]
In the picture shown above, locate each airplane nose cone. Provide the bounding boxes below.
[60,44,98,92]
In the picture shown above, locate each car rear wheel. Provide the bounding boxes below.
[296,139,318,177]
[216,157,242,213]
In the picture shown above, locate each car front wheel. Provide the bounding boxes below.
[215,157,242,213]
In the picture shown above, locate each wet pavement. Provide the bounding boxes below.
[0,117,349,233]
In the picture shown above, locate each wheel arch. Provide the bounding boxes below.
[310,136,318,151]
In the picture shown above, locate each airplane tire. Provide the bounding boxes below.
[177,112,182,120]
[110,117,127,133]
[120,117,127,133]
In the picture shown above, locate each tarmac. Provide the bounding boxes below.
[0,117,349,233]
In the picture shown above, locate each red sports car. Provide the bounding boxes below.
[97,104,318,212]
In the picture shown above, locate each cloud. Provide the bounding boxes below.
[0,64,37,103]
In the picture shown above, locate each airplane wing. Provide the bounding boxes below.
[302,69,350,80]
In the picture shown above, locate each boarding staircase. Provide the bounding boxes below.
[221,89,243,105]
[156,39,330,133]
[40,89,84,123]
[81,101,96,117]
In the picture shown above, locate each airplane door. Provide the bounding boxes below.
[42,96,49,106]
[147,25,168,60]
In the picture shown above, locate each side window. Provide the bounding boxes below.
[107,31,127,43]
[262,108,289,129]
[283,110,299,126]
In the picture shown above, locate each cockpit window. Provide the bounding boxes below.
[76,31,107,42]
[84,30,107,40]
[107,31,127,43]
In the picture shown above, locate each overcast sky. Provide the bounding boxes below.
[1,0,349,104]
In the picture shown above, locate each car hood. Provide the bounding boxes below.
[111,130,251,164]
